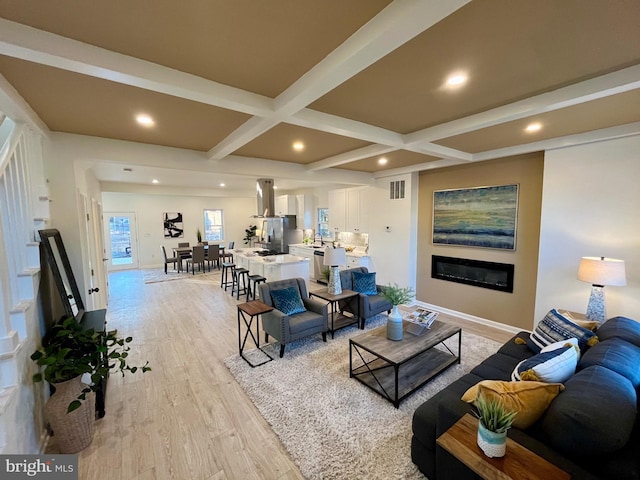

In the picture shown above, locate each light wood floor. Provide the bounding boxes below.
[48,269,514,479]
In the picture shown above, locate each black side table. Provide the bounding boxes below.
[237,300,274,367]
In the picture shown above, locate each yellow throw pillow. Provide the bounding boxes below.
[461,380,564,429]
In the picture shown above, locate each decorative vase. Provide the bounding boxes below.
[477,421,507,458]
[386,305,403,341]
[45,376,95,453]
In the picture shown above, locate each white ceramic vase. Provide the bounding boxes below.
[477,421,507,458]
[386,305,403,341]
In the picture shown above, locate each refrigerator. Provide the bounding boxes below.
[261,215,302,253]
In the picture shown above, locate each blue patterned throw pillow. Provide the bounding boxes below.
[271,286,306,316]
[527,309,598,353]
[352,271,377,296]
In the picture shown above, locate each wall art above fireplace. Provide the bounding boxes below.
[432,184,518,250]
[432,255,514,293]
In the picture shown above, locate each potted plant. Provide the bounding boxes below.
[196,227,202,243]
[473,395,518,458]
[380,283,415,341]
[243,224,257,245]
[31,317,151,452]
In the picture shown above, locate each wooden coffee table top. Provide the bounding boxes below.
[350,320,460,364]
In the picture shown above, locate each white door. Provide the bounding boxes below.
[104,212,139,271]
[92,199,109,308]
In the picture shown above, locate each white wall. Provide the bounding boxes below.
[535,136,640,322]
[102,193,255,268]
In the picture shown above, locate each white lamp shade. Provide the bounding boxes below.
[577,257,626,286]
[324,247,347,266]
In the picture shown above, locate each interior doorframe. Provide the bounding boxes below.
[104,212,139,272]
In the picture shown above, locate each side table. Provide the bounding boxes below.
[237,300,274,367]
[436,414,569,480]
[309,289,360,338]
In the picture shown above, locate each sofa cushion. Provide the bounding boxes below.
[462,380,564,429]
[597,316,640,348]
[512,343,578,383]
[287,310,326,335]
[579,338,640,387]
[470,352,523,381]
[542,365,637,456]
[352,271,377,295]
[497,332,536,361]
[271,286,306,316]
[528,308,598,353]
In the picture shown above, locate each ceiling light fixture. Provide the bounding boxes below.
[292,141,305,152]
[445,72,468,88]
[378,157,388,165]
[273,185,278,190]
[219,183,225,187]
[136,114,155,127]
[152,179,159,184]
[525,122,542,133]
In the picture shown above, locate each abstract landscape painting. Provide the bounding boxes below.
[433,184,518,250]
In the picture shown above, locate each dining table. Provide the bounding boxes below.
[173,244,225,272]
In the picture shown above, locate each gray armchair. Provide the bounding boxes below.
[338,267,393,329]
[258,278,328,358]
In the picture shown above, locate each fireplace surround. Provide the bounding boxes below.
[431,255,514,293]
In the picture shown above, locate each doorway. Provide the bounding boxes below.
[104,213,138,271]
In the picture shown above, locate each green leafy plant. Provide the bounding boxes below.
[473,395,518,433]
[243,224,257,245]
[196,227,202,243]
[31,317,151,413]
[380,283,415,306]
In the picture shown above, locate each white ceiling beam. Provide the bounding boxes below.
[406,142,472,161]
[209,0,470,161]
[0,19,274,117]
[0,74,49,136]
[405,64,640,145]
[372,158,465,178]
[306,145,399,171]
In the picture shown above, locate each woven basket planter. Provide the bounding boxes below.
[46,376,95,453]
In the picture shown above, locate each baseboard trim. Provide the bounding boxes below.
[411,301,525,335]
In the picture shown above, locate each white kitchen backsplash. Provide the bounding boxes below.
[336,232,368,247]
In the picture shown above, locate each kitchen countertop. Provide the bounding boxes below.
[233,249,309,265]
[289,243,370,258]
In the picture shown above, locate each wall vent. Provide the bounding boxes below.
[389,180,405,199]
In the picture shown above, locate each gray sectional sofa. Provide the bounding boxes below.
[411,316,640,480]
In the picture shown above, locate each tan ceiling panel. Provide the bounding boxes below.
[309,0,640,133]
[435,90,640,153]
[0,0,391,98]
[232,123,371,164]
[337,150,440,173]
[0,55,250,151]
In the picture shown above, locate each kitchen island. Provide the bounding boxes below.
[234,250,310,283]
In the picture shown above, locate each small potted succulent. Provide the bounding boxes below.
[380,283,415,341]
[196,227,203,243]
[473,395,518,458]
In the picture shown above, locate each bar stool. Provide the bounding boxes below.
[221,262,235,290]
[232,267,250,300]
[247,274,267,301]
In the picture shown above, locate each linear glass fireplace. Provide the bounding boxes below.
[431,255,514,293]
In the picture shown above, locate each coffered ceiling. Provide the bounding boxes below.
[0,0,639,193]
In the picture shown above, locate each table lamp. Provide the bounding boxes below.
[324,247,347,295]
[577,256,626,323]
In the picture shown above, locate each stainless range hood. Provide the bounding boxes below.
[256,178,275,217]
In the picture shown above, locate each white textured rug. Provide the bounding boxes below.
[224,315,501,480]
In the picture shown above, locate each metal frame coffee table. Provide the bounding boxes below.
[349,320,461,408]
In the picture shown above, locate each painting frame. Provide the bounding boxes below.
[163,212,184,238]
[432,184,519,250]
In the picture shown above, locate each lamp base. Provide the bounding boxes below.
[585,285,606,323]
[327,266,342,295]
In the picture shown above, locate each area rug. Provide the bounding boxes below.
[142,267,222,284]
[224,315,501,480]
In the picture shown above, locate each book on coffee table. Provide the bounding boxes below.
[404,308,439,328]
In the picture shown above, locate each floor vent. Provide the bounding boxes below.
[390,180,405,199]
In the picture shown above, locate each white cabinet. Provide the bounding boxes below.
[275,195,297,216]
[296,194,314,230]
[346,187,369,233]
[328,189,346,233]
[342,255,371,270]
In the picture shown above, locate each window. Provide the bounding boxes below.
[204,209,223,242]
[318,208,331,238]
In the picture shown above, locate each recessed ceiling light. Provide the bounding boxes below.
[219,183,225,187]
[445,73,468,88]
[525,122,542,133]
[378,157,388,165]
[273,185,279,190]
[152,179,159,184]
[292,141,305,152]
[136,114,155,127]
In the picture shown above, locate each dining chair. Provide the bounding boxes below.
[205,244,221,270]
[177,241,191,269]
[161,246,180,274]
[187,245,206,274]
[221,241,235,263]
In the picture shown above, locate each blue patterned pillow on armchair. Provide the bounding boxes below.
[352,271,377,296]
[271,286,306,315]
